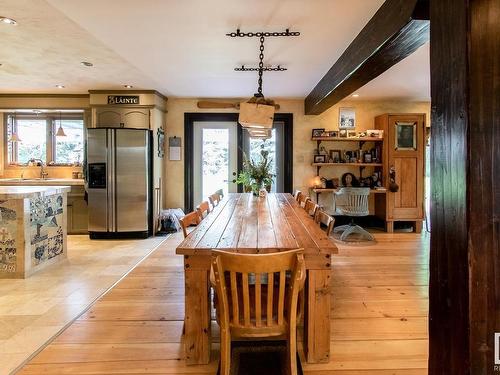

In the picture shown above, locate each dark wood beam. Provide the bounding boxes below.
[429,0,499,374]
[304,0,429,115]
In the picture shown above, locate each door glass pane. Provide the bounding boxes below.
[55,119,84,164]
[249,129,277,192]
[202,128,229,199]
[16,119,47,164]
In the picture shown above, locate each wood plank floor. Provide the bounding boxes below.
[18,231,429,375]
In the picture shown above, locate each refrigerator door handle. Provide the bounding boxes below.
[107,129,116,232]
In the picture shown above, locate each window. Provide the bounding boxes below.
[6,113,84,166]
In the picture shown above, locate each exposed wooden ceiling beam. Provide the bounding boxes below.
[305,0,429,115]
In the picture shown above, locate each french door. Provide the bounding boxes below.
[192,121,238,206]
[185,113,293,212]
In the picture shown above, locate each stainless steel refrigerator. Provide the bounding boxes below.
[86,128,153,239]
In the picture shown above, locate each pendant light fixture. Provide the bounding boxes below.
[55,111,66,137]
[8,112,21,142]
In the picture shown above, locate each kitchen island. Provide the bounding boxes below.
[0,186,70,278]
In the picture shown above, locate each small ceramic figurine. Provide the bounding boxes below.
[259,187,267,198]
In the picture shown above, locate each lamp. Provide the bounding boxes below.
[8,113,21,142]
[55,111,66,137]
[247,128,272,139]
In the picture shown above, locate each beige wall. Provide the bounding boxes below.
[164,98,430,209]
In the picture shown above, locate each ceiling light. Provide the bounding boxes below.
[56,111,66,137]
[352,94,359,98]
[0,17,17,25]
[55,84,65,89]
[123,84,133,88]
[81,61,93,67]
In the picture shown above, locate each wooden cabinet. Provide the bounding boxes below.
[67,185,88,234]
[375,113,425,232]
[95,108,150,129]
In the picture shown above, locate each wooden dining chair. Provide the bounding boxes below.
[196,201,211,219]
[179,211,201,238]
[211,249,306,375]
[298,194,311,208]
[314,209,335,236]
[215,188,224,199]
[304,200,319,217]
[209,193,222,208]
[293,190,302,201]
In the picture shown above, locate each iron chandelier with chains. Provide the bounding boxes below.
[227,28,300,97]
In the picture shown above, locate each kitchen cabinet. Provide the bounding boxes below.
[67,185,88,234]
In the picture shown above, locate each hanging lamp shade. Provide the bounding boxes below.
[56,112,66,136]
[247,128,272,139]
[8,113,21,142]
[239,96,275,129]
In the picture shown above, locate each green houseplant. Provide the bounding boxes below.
[236,150,274,195]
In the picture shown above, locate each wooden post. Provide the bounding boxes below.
[429,0,499,374]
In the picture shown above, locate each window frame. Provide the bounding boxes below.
[4,112,85,167]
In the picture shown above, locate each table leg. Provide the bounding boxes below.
[184,264,211,364]
[304,269,331,363]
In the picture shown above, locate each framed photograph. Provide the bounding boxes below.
[339,129,347,138]
[329,131,339,138]
[363,153,372,163]
[312,128,325,138]
[395,122,417,150]
[339,107,356,129]
[313,154,326,163]
[329,149,342,163]
[347,131,357,138]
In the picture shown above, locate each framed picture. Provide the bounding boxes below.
[395,122,417,150]
[339,129,348,138]
[329,131,339,138]
[363,153,372,163]
[329,149,342,163]
[339,107,355,129]
[312,128,325,138]
[347,131,357,138]
[313,154,326,163]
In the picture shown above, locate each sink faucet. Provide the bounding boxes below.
[29,158,48,179]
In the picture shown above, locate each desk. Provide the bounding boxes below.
[176,193,338,365]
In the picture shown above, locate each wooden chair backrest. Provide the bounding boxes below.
[215,188,224,199]
[304,200,319,217]
[211,248,305,338]
[314,210,335,236]
[179,211,201,238]
[209,193,222,208]
[298,194,311,207]
[196,201,211,219]
[293,190,302,201]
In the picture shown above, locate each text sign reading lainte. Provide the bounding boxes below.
[107,95,140,105]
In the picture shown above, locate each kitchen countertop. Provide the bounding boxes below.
[0,178,84,186]
[0,185,71,199]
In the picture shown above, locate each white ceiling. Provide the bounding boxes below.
[0,0,430,100]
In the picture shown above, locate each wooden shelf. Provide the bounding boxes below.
[312,137,383,142]
[312,162,383,167]
[311,188,387,194]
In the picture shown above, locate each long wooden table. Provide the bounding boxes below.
[176,193,338,365]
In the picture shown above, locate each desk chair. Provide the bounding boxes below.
[333,187,374,241]
[211,249,305,375]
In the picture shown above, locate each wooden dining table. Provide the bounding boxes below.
[176,193,338,365]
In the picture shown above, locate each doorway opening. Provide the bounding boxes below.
[184,113,293,211]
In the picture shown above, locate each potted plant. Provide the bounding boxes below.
[236,150,274,195]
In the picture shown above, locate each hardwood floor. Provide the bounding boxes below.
[18,232,429,375]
